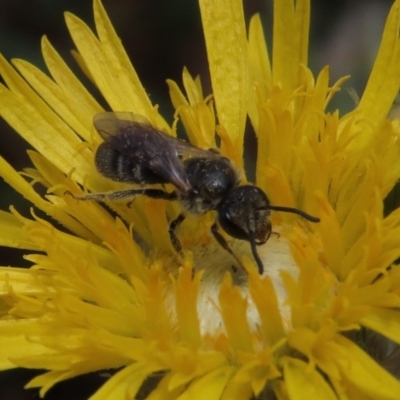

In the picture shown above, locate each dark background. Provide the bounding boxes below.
[0,0,395,398]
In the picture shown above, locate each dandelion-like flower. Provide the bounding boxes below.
[1,0,400,398]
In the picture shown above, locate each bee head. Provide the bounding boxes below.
[217,185,272,244]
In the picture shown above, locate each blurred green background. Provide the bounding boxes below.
[0,0,395,398]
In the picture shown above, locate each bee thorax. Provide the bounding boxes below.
[179,157,239,214]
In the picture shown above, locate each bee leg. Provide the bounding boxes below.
[66,189,177,202]
[169,213,186,254]
[211,222,245,271]
[139,189,178,200]
[126,189,178,207]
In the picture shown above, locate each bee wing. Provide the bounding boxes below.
[94,112,215,192]
[93,112,150,138]
[94,112,219,158]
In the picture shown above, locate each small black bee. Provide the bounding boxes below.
[72,112,320,274]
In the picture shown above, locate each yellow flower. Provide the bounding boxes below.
[1,0,400,399]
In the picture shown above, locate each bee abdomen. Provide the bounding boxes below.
[95,142,166,185]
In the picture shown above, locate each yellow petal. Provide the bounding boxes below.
[172,266,202,347]
[199,0,248,149]
[89,363,148,400]
[182,68,204,105]
[361,307,400,345]
[357,0,400,134]
[248,268,285,345]
[41,36,101,131]
[221,377,253,400]
[13,37,103,143]
[248,13,272,129]
[222,353,281,400]
[272,0,310,91]
[284,358,337,400]
[0,267,56,298]
[219,274,254,353]
[0,57,91,182]
[27,370,81,397]
[315,193,345,279]
[333,335,400,399]
[65,0,168,130]
[167,69,217,149]
[0,319,54,370]
[248,14,271,86]
[146,373,185,400]
[177,366,234,400]
[0,158,96,239]
[0,210,37,250]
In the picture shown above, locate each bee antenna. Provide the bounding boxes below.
[260,205,320,223]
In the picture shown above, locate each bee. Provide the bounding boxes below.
[71,112,320,274]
